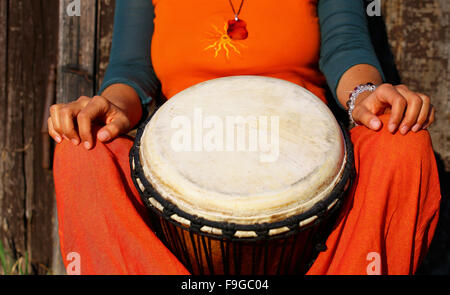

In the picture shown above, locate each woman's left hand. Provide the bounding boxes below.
[351,83,435,134]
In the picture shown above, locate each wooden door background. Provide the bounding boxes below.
[0,0,448,274]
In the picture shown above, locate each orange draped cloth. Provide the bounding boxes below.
[53,0,441,274]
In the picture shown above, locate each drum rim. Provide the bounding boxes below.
[130,108,355,242]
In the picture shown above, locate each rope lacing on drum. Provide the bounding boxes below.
[222,222,237,239]
[284,217,299,231]
[254,222,269,238]
[313,200,328,220]
[163,203,177,217]
[190,216,204,232]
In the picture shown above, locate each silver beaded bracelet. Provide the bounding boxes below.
[346,83,377,127]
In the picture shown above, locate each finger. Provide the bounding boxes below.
[97,115,130,143]
[49,104,64,136]
[374,84,407,133]
[50,101,85,144]
[76,95,92,108]
[77,96,110,149]
[423,106,436,129]
[352,105,382,131]
[396,86,423,135]
[411,93,431,132]
[48,118,62,143]
[59,106,82,145]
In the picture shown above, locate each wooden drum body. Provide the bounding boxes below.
[130,76,354,275]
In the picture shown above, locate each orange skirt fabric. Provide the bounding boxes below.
[53,114,441,275]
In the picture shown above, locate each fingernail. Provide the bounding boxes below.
[98,130,110,141]
[388,123,396,133]
[84,141,91,150]
[412,124,421,132]
[370,119,381,130]
[71,138,79,145]
[55,135,62,143]
[400,125,409,135]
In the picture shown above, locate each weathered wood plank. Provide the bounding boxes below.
[57,0,97,103]
[26,0,60,274]
[2,0,28,263]
[383,0,449,169]
[0,0,8,255]
[0,0,60,274]
[96,0,115,90]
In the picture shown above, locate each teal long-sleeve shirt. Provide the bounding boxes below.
[99,0,385,120]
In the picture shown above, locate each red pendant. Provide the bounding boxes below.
[227,19,248,40]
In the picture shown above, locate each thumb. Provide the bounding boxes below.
[97,115,130,142]
[352,105,382,131]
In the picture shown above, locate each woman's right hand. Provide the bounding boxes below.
[48,95,133,150]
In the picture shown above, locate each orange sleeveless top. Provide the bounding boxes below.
[151,0,327,103]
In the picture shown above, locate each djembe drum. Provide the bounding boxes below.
[130,76,354,275]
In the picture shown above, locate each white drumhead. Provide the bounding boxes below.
[139,76,346,224]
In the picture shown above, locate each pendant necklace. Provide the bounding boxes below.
[227,0,248,40]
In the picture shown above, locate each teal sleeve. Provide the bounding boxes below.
[318,0,386,108]
[98,0,158,122]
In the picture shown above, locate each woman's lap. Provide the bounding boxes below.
[53,114,441,274]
